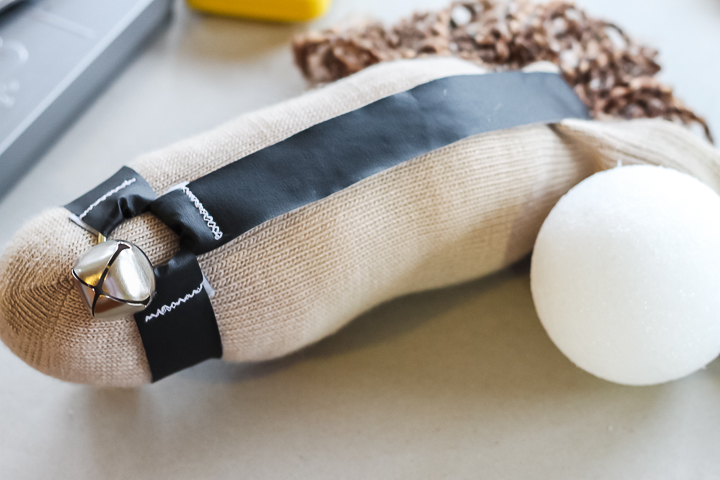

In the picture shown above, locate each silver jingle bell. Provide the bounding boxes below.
[71,238,155,320]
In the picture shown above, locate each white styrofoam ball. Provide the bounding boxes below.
[531,165,720,385]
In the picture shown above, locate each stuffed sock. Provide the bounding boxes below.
[1,57,718,386]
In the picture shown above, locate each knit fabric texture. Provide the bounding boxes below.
[1,57,718,386]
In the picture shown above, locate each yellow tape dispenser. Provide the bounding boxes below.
[187,0,331,22]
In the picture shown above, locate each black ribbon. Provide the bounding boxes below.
[151,71,591,255]
[65,166,156,237]
[66,70,590,381]
[134,250,222,382]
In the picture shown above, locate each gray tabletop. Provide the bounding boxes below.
[1,0,720,478]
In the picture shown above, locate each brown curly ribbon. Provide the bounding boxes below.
[293,0,713,143]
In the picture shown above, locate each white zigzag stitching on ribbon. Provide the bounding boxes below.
[182,186,223,240]
[144,282,204,322]
[78,177,137,219]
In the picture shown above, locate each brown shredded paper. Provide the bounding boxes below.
[293,0,712,142]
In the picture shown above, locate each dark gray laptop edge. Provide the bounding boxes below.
[0,0,172,199]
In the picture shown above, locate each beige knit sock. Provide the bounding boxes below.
[1,57,718,386]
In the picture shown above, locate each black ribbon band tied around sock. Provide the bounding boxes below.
[65,70,590,381]
[151,71,591,255]
[135,250,222,381]
[65,166,156,237]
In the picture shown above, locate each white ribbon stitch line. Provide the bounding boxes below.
[181,186,223,240]
[145,282,204,322]
[78,177,137,220]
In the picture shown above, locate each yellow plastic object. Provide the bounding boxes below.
[187,0,331,22]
